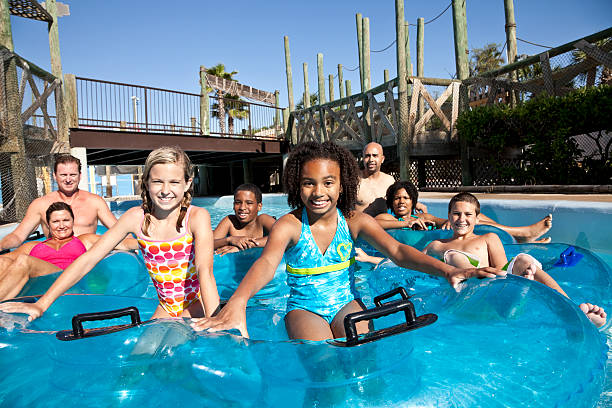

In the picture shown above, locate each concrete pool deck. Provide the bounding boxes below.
[419,192,612,202]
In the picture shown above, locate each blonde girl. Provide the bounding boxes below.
[0,146,220,321]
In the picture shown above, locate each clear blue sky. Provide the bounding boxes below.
[10,0,612,107]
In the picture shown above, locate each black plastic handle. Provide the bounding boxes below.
[373,286,410,307]
[71,306,141,339]
[343,298,417,346]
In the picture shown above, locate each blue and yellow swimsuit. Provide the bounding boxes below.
[284,208,357,324]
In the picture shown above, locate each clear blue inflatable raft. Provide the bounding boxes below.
[0,236,608,407]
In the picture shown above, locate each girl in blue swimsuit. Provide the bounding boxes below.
[193,141,504,341]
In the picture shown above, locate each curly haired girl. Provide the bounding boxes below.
[193,141,503,340]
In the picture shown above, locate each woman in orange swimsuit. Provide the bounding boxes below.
[0,146,220,321]
[0,201,136,301]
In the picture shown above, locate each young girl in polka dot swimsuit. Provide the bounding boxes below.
[1,146,220,321]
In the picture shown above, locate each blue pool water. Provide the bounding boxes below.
[1,194,611,407]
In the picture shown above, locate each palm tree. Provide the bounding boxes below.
[206,64,238,135]
[469,43,505,77]
[224,94,249,135]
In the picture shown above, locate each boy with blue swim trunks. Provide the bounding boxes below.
[423,192,607,328]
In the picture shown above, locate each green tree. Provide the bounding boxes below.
[469,43,505,77]
[224,94,249,135]
[295,93,318,110]
[206,63,238,135]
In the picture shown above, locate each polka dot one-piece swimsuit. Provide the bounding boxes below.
[137,206,200,317]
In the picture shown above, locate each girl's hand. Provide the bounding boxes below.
[441,220,452,230]
[0,301,44,321]
[191,300,249,338]
[447,266,506,288]
[408,218,434,230]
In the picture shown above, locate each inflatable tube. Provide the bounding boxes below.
[213,247,288,305]
[1,267,606,407]
[356,225,515,257]
[17,251,151,298]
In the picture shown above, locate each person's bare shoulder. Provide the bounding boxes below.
[380,172,395,184]
[258,213,277,230]
[81,190,109,206]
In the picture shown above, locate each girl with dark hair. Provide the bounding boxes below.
[192,141,503,340]
[0,146,220,321]
[375,180,440,230]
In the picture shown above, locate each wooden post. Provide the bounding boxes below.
[417,17,425,119]
[45,0,69,150]
[64,73,78,127]
[395,0,411,181]
[406,22,413,96]
[451,0,472,185]
[199,66,210,135]
[504,0,518,106]
[274,90,280,133]
[345,80,352,98]
[338,64,345,100]
[302,62,311,108]
[105,165,113,197]
[384,69,389,83]
[328,74,335,101]
[317,53,326,104]
[0,0,33,219]
[363,17,371,91]
[356,13,364,92]
[283,36,295,112]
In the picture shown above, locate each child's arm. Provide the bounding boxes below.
[351,212,504,286]
[251,214,277,247]
[190,207,221,317]
[374,213,430,230]
[213,216,257,250]
[484,233,510,268]
[78,234,139,251]
[533,269,569,297]
[0,207,141,321]
[191,214,296,337]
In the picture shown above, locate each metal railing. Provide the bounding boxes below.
[75,77,285,140]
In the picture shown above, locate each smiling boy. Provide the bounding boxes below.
[213,184,276,255]
[423,192,606,327]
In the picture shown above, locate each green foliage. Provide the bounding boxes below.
[469,43,505,77]
[457,85,612,184]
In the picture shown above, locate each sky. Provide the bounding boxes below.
[9,0,612,109]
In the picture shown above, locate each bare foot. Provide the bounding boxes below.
[579,303,607,328]
[514,214,553,243]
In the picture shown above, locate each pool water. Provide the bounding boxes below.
[110,193,612,406]
[2,194,610,407]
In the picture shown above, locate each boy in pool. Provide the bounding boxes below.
[192,142,504,340]
[213,183,276,255]
[423,192,606,327]
[376,181,552,244]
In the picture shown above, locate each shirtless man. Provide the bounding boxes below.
[0,155,117,252]
[355,142,426,217]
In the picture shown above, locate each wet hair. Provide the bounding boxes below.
[448,192,481,215]
[234,183,262,203]
[283,141,359,217]
[385,181,419,215]
[140,146,194,235]
[54,154,81,173]
[45,201,74,223]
